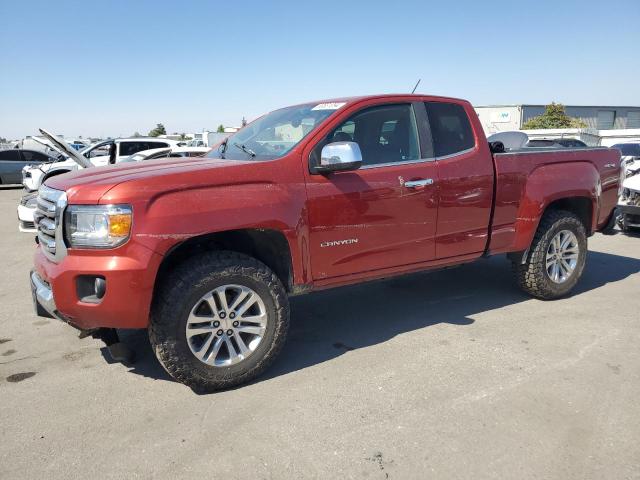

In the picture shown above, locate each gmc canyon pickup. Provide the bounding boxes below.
[31,94,621,391]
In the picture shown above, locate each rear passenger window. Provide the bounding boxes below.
[424,102,475,157]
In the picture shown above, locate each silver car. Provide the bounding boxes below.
[0,149,56,185]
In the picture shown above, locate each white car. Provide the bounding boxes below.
[22,136,182,192]
[123,146,210,162]
[17,137,208,232]
[613,143,640,231]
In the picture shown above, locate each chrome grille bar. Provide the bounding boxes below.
[34,185,67,262]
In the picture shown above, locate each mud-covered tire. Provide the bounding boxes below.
[513,210,587,300]
[149,251,289,392]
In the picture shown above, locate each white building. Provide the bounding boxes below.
[475,104,640,135]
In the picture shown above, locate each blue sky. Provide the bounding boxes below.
[1,0,638,139]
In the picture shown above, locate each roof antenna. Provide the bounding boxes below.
[411,79,421,94]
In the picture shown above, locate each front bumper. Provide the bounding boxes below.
[17,204,36,232]
[31,241,164,330]
[618,203,640,228]
[30,270,57,318]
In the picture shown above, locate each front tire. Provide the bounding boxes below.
[513,210,587,300]
[149,251,289,392]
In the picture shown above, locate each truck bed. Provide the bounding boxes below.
[488,147,621,255]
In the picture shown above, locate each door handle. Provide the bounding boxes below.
[404,178,434,188]
[604,163,617,168]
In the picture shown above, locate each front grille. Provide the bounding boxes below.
[33,185,67,261]
[20,220,35,230]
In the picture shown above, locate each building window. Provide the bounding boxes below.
[596,110,616,129]
[627,111,640,129]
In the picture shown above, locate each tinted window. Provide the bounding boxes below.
[0,150,20,161]
[424,102,475,157]
[21,150,49,162]
[317,104,420,167]
[613,143,640,156]
[556,139,587,148]
[147,142,169,150]
[120,141,168,156]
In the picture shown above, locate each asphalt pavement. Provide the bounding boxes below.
[1,185,639,479]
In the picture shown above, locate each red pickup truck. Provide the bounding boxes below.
[31,94,620,391]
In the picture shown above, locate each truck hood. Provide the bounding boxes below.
[39,128,93,168]
[45,156,249,203]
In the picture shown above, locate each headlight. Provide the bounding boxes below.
[65,205,132,248]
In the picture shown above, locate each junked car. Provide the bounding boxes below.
[18,138,207,232]
[22,136,181,192]
[612,143,640,232]
[0,149,58,185]
[122,146,210,163]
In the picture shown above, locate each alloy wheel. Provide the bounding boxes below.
[185,284,268,367]
[545,230,579,284]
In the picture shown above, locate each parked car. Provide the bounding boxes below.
[17,192,38,232]
[122,146,210,163]
[555,138,588,148]
[22,136,181,192]
[0,149,58,185]
[611,143,640,159]
[611,143,640,231]
[17,142,204,232]
[31,94,620,392]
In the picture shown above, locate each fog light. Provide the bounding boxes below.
[95,277,106,299]
[76,275,106,303]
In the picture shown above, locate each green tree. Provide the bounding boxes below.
[179,133,192,141]
[132,131,141,137]
[216,124,225,133]
[522,103,587,129]
[148,123,167,137]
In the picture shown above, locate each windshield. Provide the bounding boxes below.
[207,102,345,161]
[613,143,640,157]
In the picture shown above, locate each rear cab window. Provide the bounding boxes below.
[424,102,475,157]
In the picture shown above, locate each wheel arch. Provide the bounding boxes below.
[508,196,593,264]
[153,228,294,301]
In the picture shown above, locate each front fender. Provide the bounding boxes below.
[103,178,309,285]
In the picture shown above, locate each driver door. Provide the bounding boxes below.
[304,102,439,280]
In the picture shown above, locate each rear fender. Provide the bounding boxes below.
[510,162,598,252]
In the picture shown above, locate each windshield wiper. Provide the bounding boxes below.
[233,142,256,158]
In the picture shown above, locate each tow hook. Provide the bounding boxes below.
[79,328,135,363]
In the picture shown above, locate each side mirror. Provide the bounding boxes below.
[317,141,362,173]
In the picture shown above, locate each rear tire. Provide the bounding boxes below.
[149,251,289,392]
[513,210,587,299]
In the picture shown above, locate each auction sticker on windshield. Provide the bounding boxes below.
[311,102,346,110]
